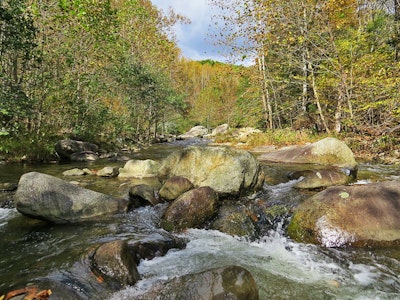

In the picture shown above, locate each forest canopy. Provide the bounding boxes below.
[0,0,399,160]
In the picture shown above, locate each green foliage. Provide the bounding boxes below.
[0,0,189,159]
[0,0,38,138]
[246,128,319,147]
[1,0,400,160]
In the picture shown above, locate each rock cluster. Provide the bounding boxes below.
[10,136,400,298]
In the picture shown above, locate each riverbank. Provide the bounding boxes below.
[0,128,399,166]
[211,129,400,165]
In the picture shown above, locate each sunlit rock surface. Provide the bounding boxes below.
[158,145,264,196]
[288,181,400,247]
[259,137,357,170]
[118,159,159,178]
[15,172,128,223]
[259,137,358,189]
[177,125,208,140]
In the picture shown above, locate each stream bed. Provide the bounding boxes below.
[1,140,400,299]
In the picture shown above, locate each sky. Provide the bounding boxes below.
[150,0,227,62]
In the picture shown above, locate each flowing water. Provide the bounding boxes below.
[0,140,400,299]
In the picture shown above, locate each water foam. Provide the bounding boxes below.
[0,208,17,227]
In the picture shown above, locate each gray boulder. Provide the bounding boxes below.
[91,240,140,288]
[55,139,99,160]
[288,181,400,247]
[177,125,208,140]
[158,146,264,196]
[15,172,128,223]
[161,186,219,232]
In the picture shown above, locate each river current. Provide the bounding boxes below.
[0,140,399,299]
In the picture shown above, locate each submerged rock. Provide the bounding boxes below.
[158,146,264,196]
[289,168,353,189]
[91,240,140,288]
[161,186,219,232]
[62,168,89,176]
[127,232,187,264]
[211,201,257,238]
[122,266,259,300]
[15,172,128,223]
[288,180,400,247]
[0,182,18,192]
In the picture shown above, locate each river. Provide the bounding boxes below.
[0,140,399,299]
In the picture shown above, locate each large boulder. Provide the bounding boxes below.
[91,240,140,288]
[55,139,99,161]
[158,146,264,196]
[177,125,208,140]
[161,186,219,232]
[121,266,259,300]
[15,172,128,223]
[258,137,357,171]
[118,159,159,178]
[287,181,400,247]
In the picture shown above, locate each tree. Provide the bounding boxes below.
[0,0,38,137]
[210,0,400,136]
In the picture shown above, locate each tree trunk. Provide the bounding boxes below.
[258,53,273,129]
[395,0,400,61]
[334,93,344,133]
[308,56,331,134]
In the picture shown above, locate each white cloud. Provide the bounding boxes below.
[150,0,227,62]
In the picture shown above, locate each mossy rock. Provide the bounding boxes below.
[288,181,400,248]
